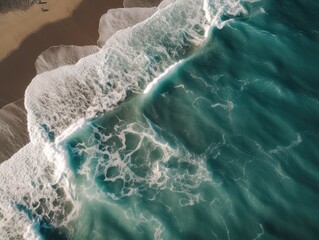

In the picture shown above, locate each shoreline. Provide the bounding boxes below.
[0,0,82,61]
[0,0,123,162]
[0,99,28,164]
[0,0,162,162]
[0,0,123,108]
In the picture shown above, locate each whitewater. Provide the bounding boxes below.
[1,0,319,239]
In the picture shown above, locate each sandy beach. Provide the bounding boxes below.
[0,0,123,162]
[0,0,122,108]
[0,0,82,61]
[0,99,28,163]
[0,0,162,162]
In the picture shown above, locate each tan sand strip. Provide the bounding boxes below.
[0,0,123,108]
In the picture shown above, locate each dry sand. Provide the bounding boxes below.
[0,0,123,161]
[0,0,82,61]
[0,0,123,108]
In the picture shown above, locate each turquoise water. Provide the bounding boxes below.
[35,0,319,239]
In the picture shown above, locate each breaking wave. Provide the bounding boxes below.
[2,0,319,239]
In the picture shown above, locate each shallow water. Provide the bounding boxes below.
[1,0,319,239]
[57,1,319,239]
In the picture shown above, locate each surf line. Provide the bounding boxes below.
[143,60,184,94]
[203,0,224,38]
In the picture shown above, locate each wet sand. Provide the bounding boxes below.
[0,0,162,162]
[0,0,123,108]
[0,0,82,61]
[0,99,28,163]
[0,0,123,162]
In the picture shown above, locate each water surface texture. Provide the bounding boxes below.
[1,0,319,239]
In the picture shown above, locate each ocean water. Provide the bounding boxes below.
[1,0,319,239]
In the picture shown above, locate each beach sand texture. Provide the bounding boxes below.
[0,0,82,61]
[123,0,163,7]
[0,99,28,163]
[0,0,123,161]
[0,0,162,162]
[0,0,122,108]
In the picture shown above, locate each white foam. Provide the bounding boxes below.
[157,0,176,9]
[143,60,183,94]
[211,100,234,111]
[269,134,302,154]
[35,45,100,74]
[1,0,254,238]
[75,119,212,201]
[98,7,157,47]
[25,0,211,144]
[24,0,253,146]
[203,0,252,37]
[0,143,77,239]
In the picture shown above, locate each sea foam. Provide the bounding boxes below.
[0,143,77,239]
[98,7,157,47]
[0,0,251,238]
[25,0,210,144]
[35,45,100,74]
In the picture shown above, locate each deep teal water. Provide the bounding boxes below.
[40,0,319,239]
